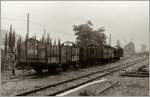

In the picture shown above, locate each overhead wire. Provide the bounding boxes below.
[1,17,45,28]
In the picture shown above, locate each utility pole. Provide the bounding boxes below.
[109,33,111,46]
[27,12,29,38]
[42,28,46,42]
[44,28,46,39]
[25,13,29,72]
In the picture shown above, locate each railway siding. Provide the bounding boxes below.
[16,58,145,96]
[1,56,147,96]
[59,58,149,96]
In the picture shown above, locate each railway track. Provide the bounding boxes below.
[15,57,146,96]
[2,58,123,84]
[2,71,51,84]
[1,57,127,84]
[97,81,119,95]
[2,73,36,83]
[1,57,138,84]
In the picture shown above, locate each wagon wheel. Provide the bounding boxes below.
[34,68,43,74]
[48,66,58,74]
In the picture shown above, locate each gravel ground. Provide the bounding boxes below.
[64,79,115,96]
[61,57,149,96]
[1,56,145,96]
[102,58,149,96]
[1,69,35,82]
[104,77,149,96]
[1,55,137,81]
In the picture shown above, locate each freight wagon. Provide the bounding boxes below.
[16,38,123,73]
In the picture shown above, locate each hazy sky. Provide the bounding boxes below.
[1,1,149,51]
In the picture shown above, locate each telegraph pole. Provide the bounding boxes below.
[109,33,111,46]
[25,13,29,73]
[27,12,29,38]
[44,28,46,39]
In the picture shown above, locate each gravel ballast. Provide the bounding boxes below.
[59,58,149,96]
[1,56,146,96]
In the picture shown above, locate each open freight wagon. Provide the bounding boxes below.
[16,38,123,73]
[16,38,80,73]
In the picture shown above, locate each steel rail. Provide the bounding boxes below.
[15,58,145,96]
[49,59,144,96]
[2,57,123,83]
[98,81,119,95]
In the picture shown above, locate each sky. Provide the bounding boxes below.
[1,1,149,51]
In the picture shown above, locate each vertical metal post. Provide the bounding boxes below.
[59,44,61,65]
[18,41,21,63]
[45,44,47,63]
[71,46,72,65]
[27,13,29,37]
[109,33,111,46]
[12,51,15,75]
[44,29,46,40]
[26,13,29,67]
[25,40,28,67]
[50,44,51,63]
[66,46,67,64]
[37,41,39,62]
